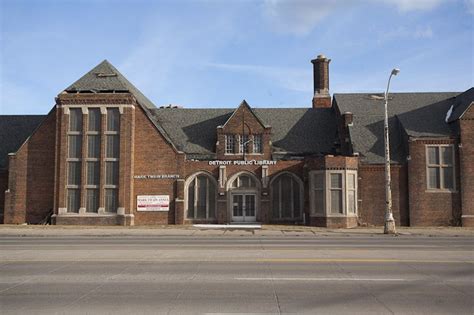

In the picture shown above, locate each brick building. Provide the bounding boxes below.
[1,55,472,227]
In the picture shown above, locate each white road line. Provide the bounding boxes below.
[235,277,410,282]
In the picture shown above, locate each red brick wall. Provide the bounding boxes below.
[459,104,474,226]
[132,106,182,225]
[180,156,360,226]
[0,170,8,223]
[358,164,408,226]
[408,139,461,226]
[4,110,56,224]
[181,160,305,224]
[217,103,272,160]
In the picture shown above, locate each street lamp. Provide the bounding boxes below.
[383,68,400,234]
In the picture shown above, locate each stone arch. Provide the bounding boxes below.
[226,171,262,191]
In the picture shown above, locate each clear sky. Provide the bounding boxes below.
[1,0,473,114]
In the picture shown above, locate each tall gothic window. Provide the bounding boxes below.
[67,108,82,213]
[187,174,216,219]
[86,108,101,213]
[271,173,302,219]
[65,107,120,214]
[105,108,120,213]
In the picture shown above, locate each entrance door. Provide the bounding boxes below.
[232,194,256,222]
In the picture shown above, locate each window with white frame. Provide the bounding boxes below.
[426,145,455,190]
[65,107,121,214]
[67,108,82,213]
[104,108,120,212]
[86,108,101,213]
[239,134,250,154]
[346,172,357,214]
[271,173,302,219]
[225,134,235,154]
[187,174,216,219]
[253,134,262,153]
[311,172,325,214]
[310,170,357,216]
[330,173,343,214]
[231,174,257,189]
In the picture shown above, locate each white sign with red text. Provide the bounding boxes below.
[137,195,169,211]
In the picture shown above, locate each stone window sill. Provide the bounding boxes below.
[425,189,458,193]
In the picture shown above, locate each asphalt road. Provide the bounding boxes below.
[0,235,473,314]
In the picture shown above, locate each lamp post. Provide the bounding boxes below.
[383,68,400,234]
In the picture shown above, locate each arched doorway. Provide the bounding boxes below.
[227,172,261,223]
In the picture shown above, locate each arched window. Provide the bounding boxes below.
[271,173,302,219]
[231,174,257,189]
[187,174,217,219]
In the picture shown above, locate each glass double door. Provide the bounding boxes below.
[232,194,256,222]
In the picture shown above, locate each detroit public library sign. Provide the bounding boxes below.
[133,160,278,180]
[208,160,277,166]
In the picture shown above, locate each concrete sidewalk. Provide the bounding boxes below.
[0,224,473,237]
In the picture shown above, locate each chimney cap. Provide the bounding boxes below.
[311,54,331,64]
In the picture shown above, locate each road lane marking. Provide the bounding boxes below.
[235,277,409,282]
[255,258,474,264]
[0,258,472,264]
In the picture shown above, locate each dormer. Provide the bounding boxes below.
[216,100,272,160]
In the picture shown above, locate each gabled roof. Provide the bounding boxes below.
[222,100,270,129]
[64,60,180,152]
[0,115,46,169]
[149,107,337,159]
[64,60,156,109]
[335,92,460,163]
[446,87,474,122]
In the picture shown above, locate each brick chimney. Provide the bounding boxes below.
[311,54,331,108]
[343,112,353,126]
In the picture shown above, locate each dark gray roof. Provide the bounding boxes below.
[64,60,180,152]
[335,92,460,163]
[64,60,156,109]
[223,100,270,128]
[447,87,474,122]
[149,107,337,158]
[0,115,46,169]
